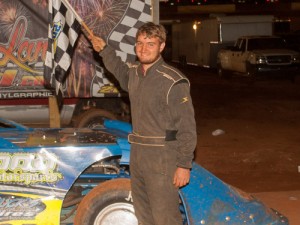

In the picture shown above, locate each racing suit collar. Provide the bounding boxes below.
[138,56,164,77]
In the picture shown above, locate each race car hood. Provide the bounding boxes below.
[0,118,131,148]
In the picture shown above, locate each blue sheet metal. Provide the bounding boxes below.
[0,118,290,225]
[181,163,289,225]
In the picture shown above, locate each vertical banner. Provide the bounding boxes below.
[44,0,82,98]
[0,0,49,99]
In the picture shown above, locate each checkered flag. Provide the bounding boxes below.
[44,0,82,98]
[107,0,152,63]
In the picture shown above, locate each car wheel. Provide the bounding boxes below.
[74,109,117,128]
[289,74,296,83]
[217,64,230,79]
[74,178,137,225]
[246,62,257,83]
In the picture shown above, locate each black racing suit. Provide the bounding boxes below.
[100,46,197,225]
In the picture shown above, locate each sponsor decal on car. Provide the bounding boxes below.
[0,194,46,221]
[0,153,63,185]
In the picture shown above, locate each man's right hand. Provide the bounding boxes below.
[173,167,190,188]
[89,35,106,52]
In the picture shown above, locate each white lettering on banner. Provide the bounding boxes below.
[0,91,52,99]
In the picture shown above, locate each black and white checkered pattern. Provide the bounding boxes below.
[107,0,152,63]
[91,66,122,97]
[44,0,81,97]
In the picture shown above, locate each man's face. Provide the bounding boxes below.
[135,33,165,65]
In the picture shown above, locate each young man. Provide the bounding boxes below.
[89,22,197,225]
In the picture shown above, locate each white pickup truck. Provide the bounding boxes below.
[217,36,300,81]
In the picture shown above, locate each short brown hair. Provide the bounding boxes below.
[136,22,166,43]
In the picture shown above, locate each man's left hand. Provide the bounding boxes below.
[173,167,190,188]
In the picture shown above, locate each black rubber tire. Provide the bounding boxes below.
[74,109,117,128]
[74,178,136,225]
[245,62,257,83]
[217,64,230,79]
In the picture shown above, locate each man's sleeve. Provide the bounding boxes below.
[99,46,130,92]
[168,80,197,169]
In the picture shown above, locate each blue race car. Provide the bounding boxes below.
[0,118,288,225]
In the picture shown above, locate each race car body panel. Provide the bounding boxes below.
[0,118,128,224]
[181,163,288,225]
[0,118,289,225]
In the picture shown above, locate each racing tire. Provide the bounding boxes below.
[74,178,137,225]
[74,109,117,128]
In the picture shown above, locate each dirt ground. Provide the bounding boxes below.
[180,65,300,224]
[181,66,300,193]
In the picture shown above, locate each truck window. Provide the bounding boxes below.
[247,39,255,51]
[248,37,286,51]
[240,40,246,51]
[235,39,242,49]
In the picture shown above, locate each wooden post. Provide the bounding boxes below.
[48,96,61,128]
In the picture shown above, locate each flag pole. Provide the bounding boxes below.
[61,0,94,37]
[81,22,94,37]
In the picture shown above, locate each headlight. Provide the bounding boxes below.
[256,55,267,64]
[292,54,300,63]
